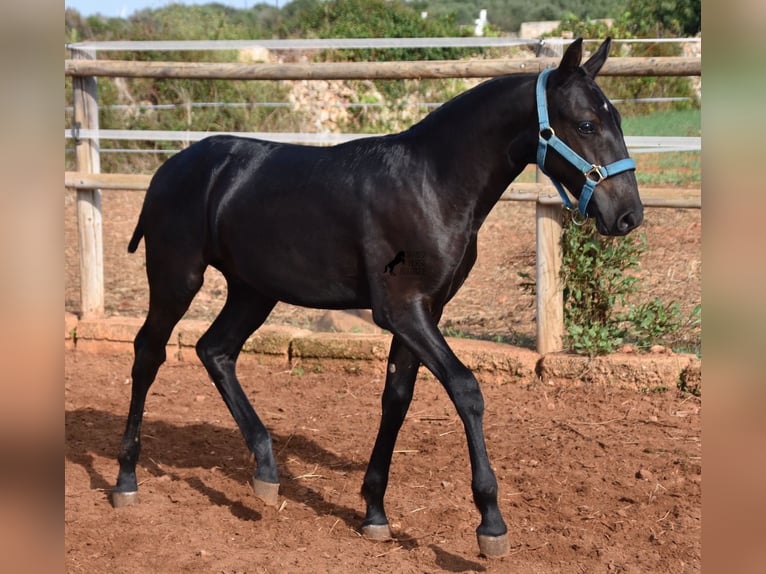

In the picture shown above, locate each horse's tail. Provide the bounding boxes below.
[127,217,144,253]
[128,174,154,253]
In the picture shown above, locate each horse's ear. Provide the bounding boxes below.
[581,37,612,78]
[557,38,584,75]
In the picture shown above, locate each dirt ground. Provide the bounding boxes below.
[64,188,701,572]
[65,351,700,573]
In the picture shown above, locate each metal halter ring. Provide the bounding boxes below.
[584,165,606,184]
[568,207,589,226]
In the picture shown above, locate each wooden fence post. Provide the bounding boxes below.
[535,39,564,354]
[71,48,104,317]
[535,203,564,354]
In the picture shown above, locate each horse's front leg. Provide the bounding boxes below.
[360,335,419,540]
[387,302,509,557]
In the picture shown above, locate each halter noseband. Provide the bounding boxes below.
[536,67,636,217]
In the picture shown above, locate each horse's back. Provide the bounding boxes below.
[146,135,279,204]
[138,134,302,243]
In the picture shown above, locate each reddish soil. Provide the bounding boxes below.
[64,187,702,572]
[65,351,700,573]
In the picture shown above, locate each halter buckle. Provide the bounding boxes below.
[540,127,555,141]
[585,165,606,184]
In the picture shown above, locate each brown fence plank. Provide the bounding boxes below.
[64,57,701,80]
[65,172,701,209]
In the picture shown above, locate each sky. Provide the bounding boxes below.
[65,1,266,19]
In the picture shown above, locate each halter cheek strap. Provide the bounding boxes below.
[535,67,636,216]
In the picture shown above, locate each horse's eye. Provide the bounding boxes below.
[578,121,597,135]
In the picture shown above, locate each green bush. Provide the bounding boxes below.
[551,1,701,115]
[558,213,699,355]
[279,0,472,61]
[560,215,639,354]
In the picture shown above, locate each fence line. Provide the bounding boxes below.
[65,96,693,117]
[64,171,700,209]
[65,128,700,153]
[66,36,701,53]
[65,56,700,80]
[66,39,701,354]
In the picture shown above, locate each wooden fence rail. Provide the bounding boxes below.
[65,56,700,80]
[64,172,701,209]
[66,42,701,354]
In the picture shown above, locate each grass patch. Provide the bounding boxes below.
[623,108,701,187]
[622,108,701,137]
[442,324,536,349]
[634,151,700,187]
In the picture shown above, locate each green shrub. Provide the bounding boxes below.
[560,215,639,354]
[558,213,698,355]
[279,0,473,62]
[551,9,700,116]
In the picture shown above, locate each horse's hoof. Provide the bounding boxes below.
[252,478,280,507]
[477,533,510,557]
[361,523,392,541]
[111,490,139,508]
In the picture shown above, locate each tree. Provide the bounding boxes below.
[279,0,469,61]
[621,0,701,37]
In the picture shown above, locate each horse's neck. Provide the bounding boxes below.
[409,75,537,227]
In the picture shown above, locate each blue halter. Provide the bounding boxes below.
[535,67,636,217]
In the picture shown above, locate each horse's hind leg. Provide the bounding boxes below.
[194,280,279,505]
[113,256,204,507]
[361,335,419,540]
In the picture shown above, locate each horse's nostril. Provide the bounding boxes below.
[617,209,643,233]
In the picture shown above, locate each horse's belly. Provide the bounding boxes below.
[223,234,371,309]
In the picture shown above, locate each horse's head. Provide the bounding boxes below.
[538,38,643,236]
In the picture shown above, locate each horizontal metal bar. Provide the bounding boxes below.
[65,37,701,53]
[66,37,536,52]
[63,97,691,115]
[63,128,701,153]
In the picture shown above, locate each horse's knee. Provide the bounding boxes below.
[451,372,485,419]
